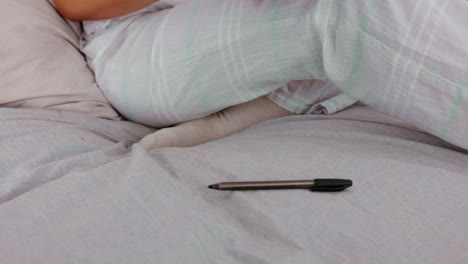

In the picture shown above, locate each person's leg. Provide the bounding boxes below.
[139,96,292,149]
[138,77,359,150]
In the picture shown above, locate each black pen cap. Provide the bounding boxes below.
[310,179,353,192]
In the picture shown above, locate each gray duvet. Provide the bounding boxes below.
[1,105,467,264]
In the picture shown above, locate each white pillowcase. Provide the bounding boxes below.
[0,0,119,120]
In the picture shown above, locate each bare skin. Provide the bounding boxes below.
[54,0,160,21]
[54,0,294,149]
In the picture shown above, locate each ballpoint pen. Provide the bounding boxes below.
[208,179,352,192]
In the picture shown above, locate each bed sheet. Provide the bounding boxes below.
[0,105,467,264]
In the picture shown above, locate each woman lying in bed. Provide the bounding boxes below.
[54,0,468,151]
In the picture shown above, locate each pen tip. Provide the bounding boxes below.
[208,184,219,189]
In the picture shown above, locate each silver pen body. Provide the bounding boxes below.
[209,180,315,190]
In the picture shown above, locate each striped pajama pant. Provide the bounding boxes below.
[82,0,468,150]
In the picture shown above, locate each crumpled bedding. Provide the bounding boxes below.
[1,105,467,264]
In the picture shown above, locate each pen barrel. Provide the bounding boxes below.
[216,180,314,190]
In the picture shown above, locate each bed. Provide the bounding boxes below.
[1,105,467,264]
[1,0,467,263]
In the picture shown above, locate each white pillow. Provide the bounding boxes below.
[0,0,119,120]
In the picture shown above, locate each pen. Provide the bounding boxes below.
[208,179,352,192]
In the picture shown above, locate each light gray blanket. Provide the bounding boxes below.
[0,105,467,264]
